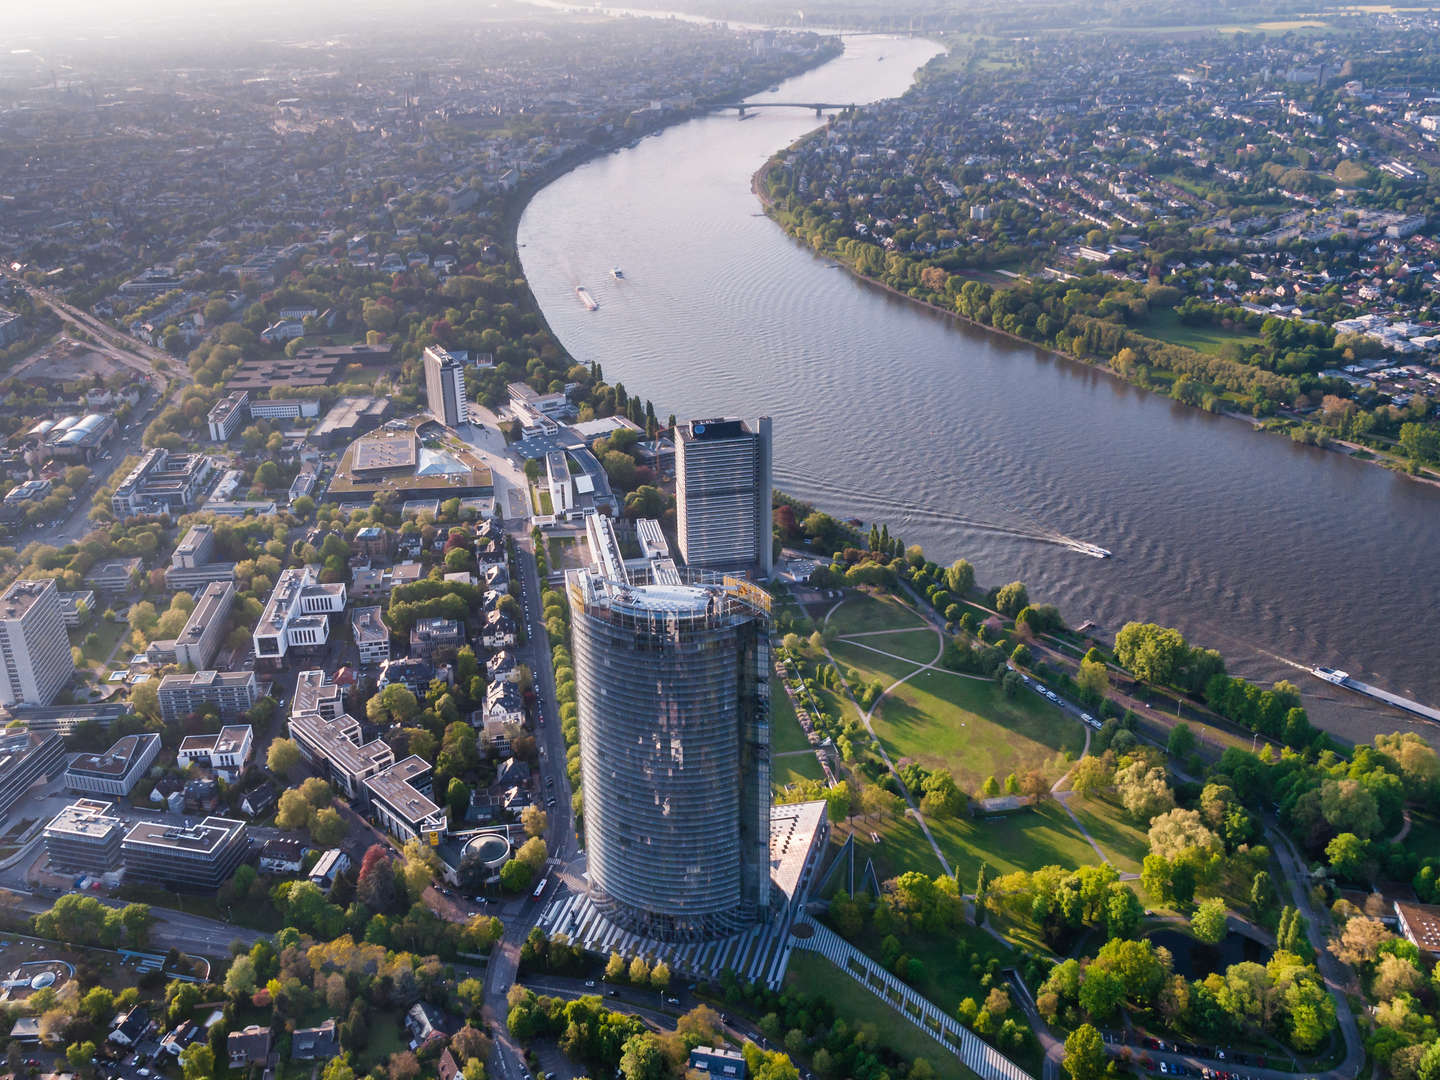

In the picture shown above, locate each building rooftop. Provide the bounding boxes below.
[1397,900,1440,953]
[768,799,829,905]
[0,579,55,619]
[351,606,388,644]
[44,799,124,841]
[178,725,250,758]
[159,670,256,691]
[124,816,245,856]
[352,431,419,473]
[290,711,394,778]
[67,733,160,779]
[176,581,232,645]
[364,755,442,823]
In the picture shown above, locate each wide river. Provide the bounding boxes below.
[519,33,1440,747]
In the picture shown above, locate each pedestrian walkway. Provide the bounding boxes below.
[793,921,1034,1080]
[536,890,802,990]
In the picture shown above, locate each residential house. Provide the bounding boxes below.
[228,1025,272,1070]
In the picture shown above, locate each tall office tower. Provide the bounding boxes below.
[567,515,771,941]
[676,416,772,579]
[0,579,74,707]
[422,345,468,427]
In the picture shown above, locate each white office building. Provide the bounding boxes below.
[423,345,468,427]
[252,566,346,662]
[0,579,74,707]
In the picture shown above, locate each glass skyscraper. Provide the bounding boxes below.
[567,516,771,940]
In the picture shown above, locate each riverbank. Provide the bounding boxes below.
[752,156,1440,488]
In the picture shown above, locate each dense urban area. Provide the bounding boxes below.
[0,4,1435,1080]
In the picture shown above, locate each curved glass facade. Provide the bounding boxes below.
[570,578,770,940]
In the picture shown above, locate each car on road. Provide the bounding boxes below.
[584,980,596,987]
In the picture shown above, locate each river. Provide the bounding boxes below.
[517,32,1440,748]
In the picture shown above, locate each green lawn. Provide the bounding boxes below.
[785,950,978,1080]
[1064,792,1151,874]
[72,618,125,671]
[355,1013,408,1073]
[1138,308,1263,356]
[844,799,1099,886]
[774,752,827,791]
[770,683,816,756]
[839,627,941,665]
[871,668,1083,796]
[827,591,928,635]
[830,640,926,690]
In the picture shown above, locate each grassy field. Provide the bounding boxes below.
[1065,792,1151,874]
[843,627,942,665]
[770,683,815,756]
[1138,308,1263,356]
[827,591,927,635]
[930,803,1101,883]
[830,640,929,689]
[871,668,1082,795]
[785,950,979,1080]
[774,752,827,791]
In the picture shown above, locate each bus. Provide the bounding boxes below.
[533,877,549,901]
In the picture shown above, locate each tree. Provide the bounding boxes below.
[521,805,548,838]
[1063,1024,1107,1080]
[1250,870,1273,912]
[180,1043,214,1080]
[66,1040,97,1074]
[995,581,1028,617]
[944,559,974,595]
[1167,722,1196,759]
[1319,779,1380,840]
[224,955,258,996]
[1105,883,1143,939]
[1078,967,1125,1020]
[267,738,301,777]
[276,789,313,831]
[356,845,398,912]
[1070,755,1114,798]
[1076,658,1110,702]
[1191,898,1228,945]
[130,678,160,720]
[1147,808,1222,863]
[1113,622,1188,685]
[311,808,346,848]
[628,956,651,984]
[651,961,670,989]
[1329,915,1391,966]
[606,952,626,980]
[619,1033,667,1080]
[1115,760,1174,822]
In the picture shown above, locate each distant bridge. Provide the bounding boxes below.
[709,101,856,117]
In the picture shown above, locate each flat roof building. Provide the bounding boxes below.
[424,345,469,428]
[292,669,345,720]
[176,725,253,780]
[0,730,67,822]
[173,580,234,671]
[252,566,346,662]
[207,391,250,443]
[352,606,390,666]
[0,579,74,708]
[110,448,214,519]
[121,816,248,891]
[1396,900,1440,956]
[164,523,236,591]
[365,755,447,845]
[676,416,773,580]
[157,670,259,724]
[288,711,394,801]
[43,799,125,875]
[65,733,161,797]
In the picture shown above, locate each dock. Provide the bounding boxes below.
[1312,668,1440,724]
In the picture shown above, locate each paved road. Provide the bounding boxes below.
[483,532,584,1080]
[3,891,263,957]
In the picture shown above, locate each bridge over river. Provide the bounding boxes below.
[709,100,855,117]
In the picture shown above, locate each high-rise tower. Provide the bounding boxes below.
[676,416,772,580]
[423,345,468,427]
[566,516,771,940]
[0,579,74,707]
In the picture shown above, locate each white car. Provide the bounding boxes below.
[1080,712,1094,725]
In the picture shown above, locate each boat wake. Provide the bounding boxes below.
[773,464,1111,558]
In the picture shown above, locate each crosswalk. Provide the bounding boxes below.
[536,889,805,989]
[794,922,1035,1080]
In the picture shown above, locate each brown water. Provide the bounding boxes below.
[518,33,1440,747]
